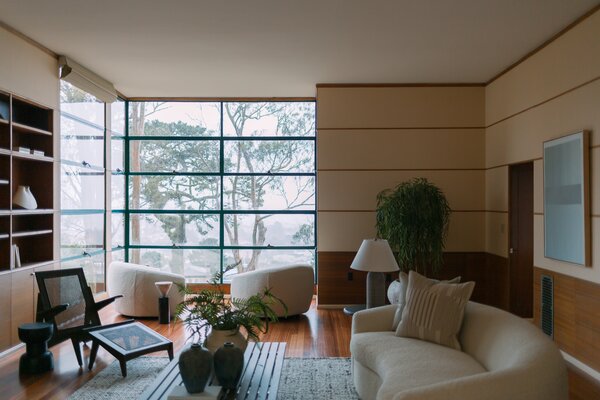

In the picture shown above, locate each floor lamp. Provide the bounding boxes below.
[343,239,399,315]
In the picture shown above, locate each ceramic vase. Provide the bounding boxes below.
[205,328,247,353]
[387,279,402,304]
[178,343,213,393]
[213,342,244,390]
[13,185,37,210]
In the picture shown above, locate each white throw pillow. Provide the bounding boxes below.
[392,272,461,330]
[395,271,475,350]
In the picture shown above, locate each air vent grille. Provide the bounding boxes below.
[541,274,554,338]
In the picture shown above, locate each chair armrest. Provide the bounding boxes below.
[36,303,69,322]
[352,305,397,334]
[94,295,123,311]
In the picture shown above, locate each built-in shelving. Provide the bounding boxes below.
[12,121,53,136]
[12,229,53,238]
[0,89,56,353]
[11,151,54,163]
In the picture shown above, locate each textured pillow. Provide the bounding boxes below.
[391,272,461,330]
[395,271,474,350]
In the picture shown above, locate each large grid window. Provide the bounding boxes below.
[60,81,106,291]
[125,102,316,282]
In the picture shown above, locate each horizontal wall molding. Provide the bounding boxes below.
[127,97,316,102]
[318,126,485,131]
[318,168,486,172]
[486,74,600,128]
[316,83,485,88]
[486,157,543,171]
[318,209,497,213]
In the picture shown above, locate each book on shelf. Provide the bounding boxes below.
[14,146,30,154]
[31,149,45,156]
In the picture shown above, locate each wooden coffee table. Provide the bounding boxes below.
[141,342,286,400]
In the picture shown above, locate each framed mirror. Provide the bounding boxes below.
[543,130,590,266]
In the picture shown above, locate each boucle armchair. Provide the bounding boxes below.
[230,265,314,317]
[107,261,185,318]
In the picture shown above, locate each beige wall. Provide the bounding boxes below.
[0,27,58,109]
[485,9,600,283]
[317,86,486,253]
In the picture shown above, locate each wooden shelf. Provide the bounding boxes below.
[11,122,52,136]
[0,234,8,240]
[11,151,53,163]
[0,180,8,185]
[0,210,10,216]
[0,149,10,157]
[12,229,53,238]
[0,118,8,126]
[12,209,54,215]
[17,260,54,270]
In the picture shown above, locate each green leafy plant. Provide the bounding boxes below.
[176,265,287,344]
[376,178,451,275]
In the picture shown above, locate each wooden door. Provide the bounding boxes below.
[0,273,11,351]
[10,268,35,346]
[509,162,534,318]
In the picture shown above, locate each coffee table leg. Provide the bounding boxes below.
[167,344,174,361]
[88,341,99,371]
[119,359,127,377]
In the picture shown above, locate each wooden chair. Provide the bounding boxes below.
[35,268,124,367]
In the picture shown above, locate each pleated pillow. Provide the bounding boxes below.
[395,271,474,350]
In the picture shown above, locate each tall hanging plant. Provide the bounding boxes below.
[376,178,451,275]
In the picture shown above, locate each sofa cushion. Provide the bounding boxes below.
[395,271,474,350]
[392,272,461,330]
[351,332,486,399]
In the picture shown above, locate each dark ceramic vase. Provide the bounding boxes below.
[213,342,244,390]
[178,343,213,393]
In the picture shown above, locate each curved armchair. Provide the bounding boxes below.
[107,262,185,318]
[230,265,314,317]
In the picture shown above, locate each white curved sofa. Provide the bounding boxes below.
[230,265,314,317]
[351,301,567,400]
[107,262,185,318]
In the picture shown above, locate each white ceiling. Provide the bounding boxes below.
[0,0,598,97]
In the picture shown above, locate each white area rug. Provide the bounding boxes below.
[68,357,359,400]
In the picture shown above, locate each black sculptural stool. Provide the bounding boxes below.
[18,322,54,374]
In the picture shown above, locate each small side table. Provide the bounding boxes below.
[18,322,54,374]
[155,281,173,324]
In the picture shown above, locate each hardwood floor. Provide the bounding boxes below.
[1,300,594,400]
[0,300,351,400]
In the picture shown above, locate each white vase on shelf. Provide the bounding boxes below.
[13,185,38,210]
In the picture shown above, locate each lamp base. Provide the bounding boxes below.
[366,271,386,309]
[343,305,366,315]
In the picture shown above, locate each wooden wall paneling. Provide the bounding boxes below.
[10,268,34,345]
[533,267,600,373]
[317,251,509,309]
[568,364,600,400]
[0,273,11,351]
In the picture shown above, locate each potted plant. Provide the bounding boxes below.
[176,266,286,353]
[376,178,451,301]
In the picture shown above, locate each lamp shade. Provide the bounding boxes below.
[350,239,399,272]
